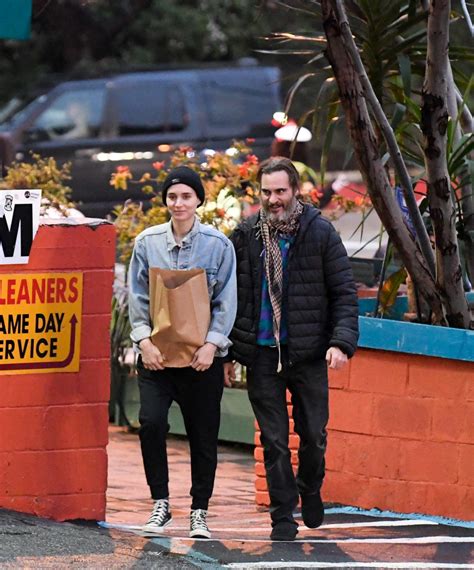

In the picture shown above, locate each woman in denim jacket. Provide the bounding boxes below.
[128,166,237,539]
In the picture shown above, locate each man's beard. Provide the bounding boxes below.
[263,198,298,223]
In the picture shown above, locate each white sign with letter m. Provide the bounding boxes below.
[0,190,41,265]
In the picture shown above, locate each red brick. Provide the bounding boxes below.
[431,401,473,443]
[326,431,346,472]
[255,477,268,492]
[425,483,474,521]
[291,450,298,465]
[0,359,111,407]
[408,356,472,399]
[3,448,107,496]
[43,404,109,450]
[289,434,300,450]
[255,491,270,507]
[328,359,350,390]
[342,433,400,479]
[82,270,114,315]
[458,444,474,486]
[33,222,116,250]
[324,470,369,507]
[286,390,291,404]
[255,461,266,478]
[328,390,374,434]
[27,246,115,271]
[399,441,458,484]
[372,395,432,439]
[393,481,429,515]
[289,418,295,433]
[0,408,45,451]
[0,492,106,521]
[349,351,408,395]
[254,447,264,463]
[254,431,261,446]
[81,315,111,359]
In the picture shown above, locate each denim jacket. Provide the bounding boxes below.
[128,218,237,357]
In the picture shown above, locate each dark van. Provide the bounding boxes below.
[0,64,281,218]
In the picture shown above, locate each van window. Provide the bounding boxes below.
[32,88,105,140]
[115,83,187,136]
[202,79,274,128]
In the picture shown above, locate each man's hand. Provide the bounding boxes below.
[191,342,217,372]
[326,346,348,370]
[140,338,165,370]
[223,361,236,387]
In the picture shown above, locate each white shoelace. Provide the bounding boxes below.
[147,499,169,526]
[190,509,208,531]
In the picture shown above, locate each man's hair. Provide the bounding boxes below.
[256,156,300,192]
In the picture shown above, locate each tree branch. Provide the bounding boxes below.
[459,0,474,36]
[331,0,436,278]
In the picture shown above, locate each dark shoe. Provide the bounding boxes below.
[301,492,324,528]
[190,509,211,539]
[270,521,298,541]
[143,499,172,533]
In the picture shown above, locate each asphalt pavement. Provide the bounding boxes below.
[1,427,472,569]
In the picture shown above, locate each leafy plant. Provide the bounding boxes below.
[0,154,75,215]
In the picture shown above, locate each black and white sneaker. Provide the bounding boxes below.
[189,509,211,539]
[143,499,172,533]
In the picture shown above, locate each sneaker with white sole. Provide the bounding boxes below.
[189,509,211,539]
[143,499,172,533]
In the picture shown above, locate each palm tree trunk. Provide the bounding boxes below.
[321,0,446,324]
[421,0,471,328]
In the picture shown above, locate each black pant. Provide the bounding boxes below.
[247,346,328,524]
[137,357,224,510]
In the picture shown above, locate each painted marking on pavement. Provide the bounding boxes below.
[224,561,474,570]
[326,506,474,529]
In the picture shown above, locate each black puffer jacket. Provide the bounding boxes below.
[229,204,359,367]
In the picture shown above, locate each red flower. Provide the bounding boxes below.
[246,138,255,144]
[116,166,130,173]
[153,161,165,171]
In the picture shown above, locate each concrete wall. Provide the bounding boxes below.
[0,219,115,521]
[255,348,473,521]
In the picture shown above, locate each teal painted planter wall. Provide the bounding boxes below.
[358,294,474,362]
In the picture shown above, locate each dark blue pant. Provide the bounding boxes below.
[247,346,328,524]
[137,357,224,510]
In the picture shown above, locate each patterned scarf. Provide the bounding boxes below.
[259,200,304,357]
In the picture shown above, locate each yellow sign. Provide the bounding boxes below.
[0,272,82,374]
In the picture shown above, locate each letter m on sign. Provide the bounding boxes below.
[0,204,33,258]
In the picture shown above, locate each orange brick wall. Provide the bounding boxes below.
[255,349,474,521]
[0,219,115,521]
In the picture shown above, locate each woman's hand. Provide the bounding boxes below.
[191,342,217,372]
[139,338,165,370]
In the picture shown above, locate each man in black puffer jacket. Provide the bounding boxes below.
[224,157,359,541]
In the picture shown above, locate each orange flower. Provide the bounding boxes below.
[238,164,250,178]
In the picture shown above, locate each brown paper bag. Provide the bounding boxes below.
[149,268,211,367]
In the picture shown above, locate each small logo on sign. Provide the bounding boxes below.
[4,195,13,212]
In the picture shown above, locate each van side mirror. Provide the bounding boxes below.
[22,127,50,145]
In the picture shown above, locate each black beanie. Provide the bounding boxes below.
[161,166,205,206]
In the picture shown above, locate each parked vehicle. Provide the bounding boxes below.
[0,64,281,218]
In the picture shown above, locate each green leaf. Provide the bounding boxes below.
[390,102,407,131]
[284,73,317,116]
[378,267,408,315]
[397,54,411,97]
[320,118,339,187]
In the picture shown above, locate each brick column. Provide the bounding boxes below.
[0,219,115,521]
